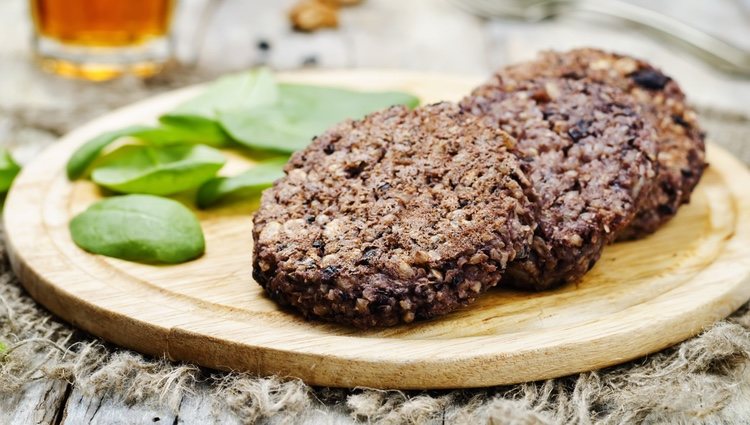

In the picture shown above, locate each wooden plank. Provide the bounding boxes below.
[53,385,353,424]
[0,380,69,425]
[175,389,241,425]
[59,388,177,425]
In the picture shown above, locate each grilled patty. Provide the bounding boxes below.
[253,103,536,327]
[461,76,658,290]
[494,48,706,239]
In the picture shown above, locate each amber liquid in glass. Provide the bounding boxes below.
[30,0,175,80]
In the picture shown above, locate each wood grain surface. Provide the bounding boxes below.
[4,70,750,389]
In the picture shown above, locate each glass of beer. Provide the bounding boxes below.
[30,0,176,81]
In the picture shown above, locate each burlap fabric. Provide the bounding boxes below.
[1,70,749,424]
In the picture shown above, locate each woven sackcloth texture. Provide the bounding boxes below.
[1,70,750,424]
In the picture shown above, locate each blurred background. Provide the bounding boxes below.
[2,0,750,164]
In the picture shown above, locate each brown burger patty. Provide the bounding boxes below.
[461,77,658,290]
[498,48,706,239]
[252,103,536,328]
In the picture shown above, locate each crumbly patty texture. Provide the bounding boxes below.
[461,77,658,290]
[499,48,706,239]
[253,103,536,327]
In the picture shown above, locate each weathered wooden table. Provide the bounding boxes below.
[1,0,749,423]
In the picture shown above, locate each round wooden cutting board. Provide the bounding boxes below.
[5,70,750,389]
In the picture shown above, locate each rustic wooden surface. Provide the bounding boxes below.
[0,380,69,424]
[1,0,750,422]
[4,70,750,391]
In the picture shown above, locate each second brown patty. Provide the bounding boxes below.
[461,76,659,290]
[487,48,707,240]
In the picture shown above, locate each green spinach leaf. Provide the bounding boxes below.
[0,148,21,193]
[159,68,277,146]
[70,195,204,264]
[158,68,279,147]
[67,125,155,180]
[219,84,420,153]
[197,157,287,208]
[66,70,276,181]
[114,124,231,147]
[155,116,229,147]
[91,144,226,195]
[168,68,278,118]
[66,124,223,179]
